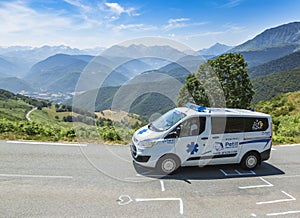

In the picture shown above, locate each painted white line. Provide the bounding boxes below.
[219,169,228,176]
[6,140,87,147]
[266,174,300,179]
[267,210,300,216]
[135,198,183,215]
[256,190,296,205]
[271,148,276,151]
[277,144,300,147]
[235,169,256,176]
[0,173,73,179]
[124,177,157,181]
[239,177,273,189]
[250,213,257,217]
[160,180,165,192]
[220,168,256,177]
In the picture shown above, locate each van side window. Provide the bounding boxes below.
[225,117,244,133]
[211,117,226,134]
[244,117,269,132]
[212,117,269,134]
[179,117,206,137]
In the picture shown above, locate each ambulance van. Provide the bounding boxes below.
[130,103,272,174]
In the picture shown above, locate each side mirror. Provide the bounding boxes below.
[167,131,177,138]
[175,126,181,135]
[165,126,181,139]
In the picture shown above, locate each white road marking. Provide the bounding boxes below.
[160,180,165,192]
[239,177,273,189]
[0,173,73,179]
[234,169,256,176]
[256,191,296,205]
[117,195,133,205]
[267,210,300,216]
[219,169,256,177]
[277,144,300,147]
[6,140,87,147]
[124,177,157,181]
[135,198,183,215]
[266,174,300,179]
[271,148,276,151]
[250,213,257,217]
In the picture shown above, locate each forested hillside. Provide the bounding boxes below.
[252,67,300,103]
[248,50,300,78]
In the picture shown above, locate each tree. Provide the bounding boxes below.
[178,53,255,108]
[177,73,209,107]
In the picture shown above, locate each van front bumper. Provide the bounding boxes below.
[130,144,158,168]
[130,144,151,162]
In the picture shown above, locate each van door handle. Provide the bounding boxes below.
[201,137,208,140]
[212,136,219,139]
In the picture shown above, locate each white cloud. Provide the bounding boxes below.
[164,18,206,31]
[0,1,71,34]
[100,1,139,21]
[115,23,157,31]
[105,2,125,15]
[220,0,243,8]
[63,0,92,12]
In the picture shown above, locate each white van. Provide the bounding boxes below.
[130,103,272,174]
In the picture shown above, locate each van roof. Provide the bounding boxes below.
[177,103,270,117]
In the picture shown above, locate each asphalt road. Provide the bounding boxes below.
[1,140,300,217]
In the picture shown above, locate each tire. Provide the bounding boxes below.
[156,155,180,175]
[240,152,260,170]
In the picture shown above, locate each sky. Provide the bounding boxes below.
[1,0,300,50]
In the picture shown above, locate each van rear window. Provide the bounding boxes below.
[212,117,269,134]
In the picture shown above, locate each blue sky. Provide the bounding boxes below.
[1,0,300,50]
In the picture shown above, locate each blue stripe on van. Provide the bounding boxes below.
[240,138,271,148]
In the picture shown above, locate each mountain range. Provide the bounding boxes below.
[198,43,233,57]
[0,45,105,78]
[0,21,300,115]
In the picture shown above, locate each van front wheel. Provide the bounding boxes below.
[240,152,260,170]
[156,155,180,175]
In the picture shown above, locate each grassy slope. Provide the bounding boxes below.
[0,99,32,121]
[255,91,300,143]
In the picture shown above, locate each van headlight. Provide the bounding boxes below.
[138,140,156,148]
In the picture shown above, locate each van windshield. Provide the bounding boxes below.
[150,109,186,132]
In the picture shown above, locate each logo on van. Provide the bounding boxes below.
[252,120,264,130]
[186,142,199,155]
[214,142,224,151]
[215,141,239,151]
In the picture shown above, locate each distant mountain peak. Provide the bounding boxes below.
[198,43,233,56]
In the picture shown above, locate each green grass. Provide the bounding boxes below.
[255,91,300,144]
[0,99,32,121]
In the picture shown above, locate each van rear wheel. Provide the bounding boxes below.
[240,152,260,170]
[156,155,180,175]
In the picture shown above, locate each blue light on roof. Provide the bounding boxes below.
[186,103,206,112]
